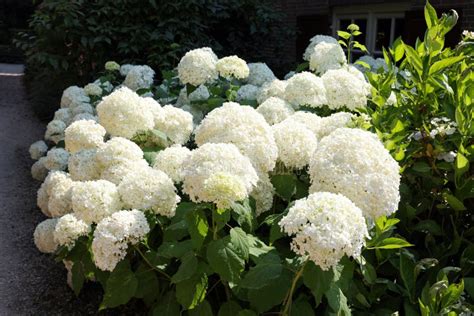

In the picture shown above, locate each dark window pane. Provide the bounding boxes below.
[340,19,351,31]
[375,18,391,51]
[354,18,367,45]
[394,18,405,40]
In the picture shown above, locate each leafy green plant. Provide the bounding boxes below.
[337,24,368,63]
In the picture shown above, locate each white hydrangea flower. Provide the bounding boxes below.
[309,42,347,75]
[120,64,134,76]
[100,159,149,185]
[153,145,191,183]
[177,47,218,86]
[64,120,106,153]
[84,83,102,96]
[46,171,74,217]
[118,167,179,217]
[95,137,143,168]
[284,72,327,108]
[31,157,49,181]
[386,92,397,106]
[53,108,72,125]
[68,149,101,181]
[309,128,401,220]
[72,180,122,224]
[45,120,66,144]
[95,79,114,93]
[303,35,339,61]
[283,111,322,138]
[188,85,210,102]
[355,56,388,72]
[250,172,274,216]
[257,79,288,104]
[92,210,150,271]
[154,105,194,145]
[236,84,260,101]
[322,68,369,110]
[96,87,154,139]
[430,117,457,137]
[436,151,457,163]
[182,143,258,209]
[60,86,90,109]
[279,192,368,270]
[44,148,69,171]
[29,140,48,160]
[194,102,278,172]
[53,214,90,249]
[71,103,94,117]
[139,96,164,125]
[216,55,249,79]
[256,97,294,125]
[345,65,372,95]
[37,180,51,217]
[34,218,59,253]
[71,113,98,123]
[105,61,120,71]
[315,112,353,140]
[123,65,155,91]
[246,63,276,86]
[272,120,318,169]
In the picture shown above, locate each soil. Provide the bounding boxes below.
[0,64,143,315]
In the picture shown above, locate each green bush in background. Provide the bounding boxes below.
[15,0,291,119]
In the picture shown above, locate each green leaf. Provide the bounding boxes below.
[206,236,245,283]
[337,30,351,40]
[424,0,438,28]
[464,278,474,299]
[295,62,309,72]
[326,284,351,315]
[237,310,257,316]
[189,300,213,316]
[412,162,431,173]
[303,261,334,305]
[176,272,208,310]
[404,44,423,75]
[392,37,405,61]
[400,251,416,301]
[443,192,467,211]
[291,297,315,316]
[370,237,414,249]
[429,56,464,75]
[158,240,194,259]
[100,260,138,309]
[231,199,256,233]
[171,252,198,283]
[152,291,181,316]
[135,263,160,305]
[185,209,209,249]
[248,269,292,313]
[271,174,296,201]
[71,262,85,296]
[218,301,242,316]
[230,228,250,260]
[455,153,469,178]
[413,220,443,236]
[240,253,282,289]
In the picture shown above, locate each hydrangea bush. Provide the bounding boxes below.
[28,2,472,315]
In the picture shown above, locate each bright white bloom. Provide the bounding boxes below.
[237,84,260,101]
[123,65,155,91]
[64,120,106,153]
[430,117,457,137]
[283,111,322,138]
[154,105,193,145]
[96,87,154,139]
[53,214,90,248]
[44,148,69,171]
[71,113,98,123]
[309,128,401,220]
[257,79,288,104]
[345,65,372,95]
[92,210,150,271]
[120,64,134,76]
[45,120,66,144]
[96,137,143,168]
[216,56,249,79]
[71,103,94,117]
[315,112,353,140]
[246,63,276,86]
[251,173,274,216]
[279,192,368,270]
[94,79,113,93]
[118,167,179,217]
[46,171,74,217]
[68,149,101,181]
[182,143,258,208]
[31,157,49,181]
[322,68,369,110]
[177,47,218,86]
[303,35,339,61]
[309,42,347,74]
[100,159,149,185]
[153,145,191,183]
[462,30,474,40]
[29,140,48,160]
[386,92,397,106]
[189,85,210,102]
[437,151,457,163]
[139,97,164,125]
[60,86,90,109]
[37,180,51,217]
[105,61,120,71]
[34,218,59,253]
[84,83,102,96]
[194,102,278,172]
[72,180,122,224]
[256,97,294,125]
[284,72,327,108]
[272,120,318,169]
[53,108,72,125]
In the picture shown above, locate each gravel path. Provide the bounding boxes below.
[0,64,130,315]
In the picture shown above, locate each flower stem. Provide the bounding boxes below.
[282,261,307,316]
[134,245,171,280]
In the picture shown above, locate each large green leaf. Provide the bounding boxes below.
[135,263,160,305]
[185,209,209,249]
[271,174,296,201]
[230,227,250,260]
[158,240,194,259]
[171,252,198,284]
[424,0,438,28]
[206,236,245,283]
[71,262,85,296]
[325,284,351,315]
[429,56,464,75]
[176,271,208,310]
[248,269,292,313]
[239,252,282,289]
[303,261,335,305]
[100,259,138,309]
[152,291,181,316]
[188,300,213,316]
[400,251,416,301]
[218,301,242,316]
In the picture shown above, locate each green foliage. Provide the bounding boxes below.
[338,23,368,63]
